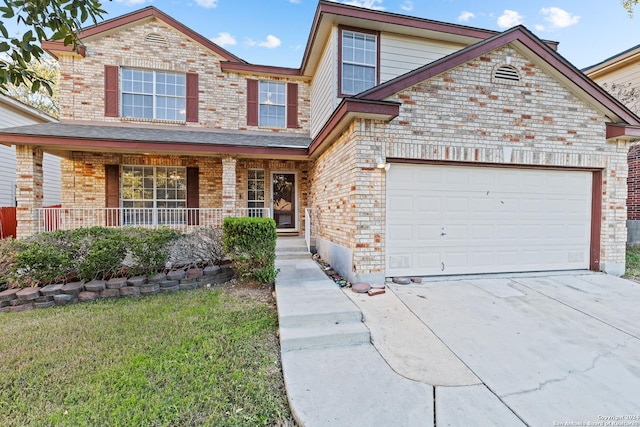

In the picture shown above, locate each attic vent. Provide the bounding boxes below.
[494,65,520,82]
[145,33,168,46]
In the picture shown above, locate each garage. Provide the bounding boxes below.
[386,163,594,277]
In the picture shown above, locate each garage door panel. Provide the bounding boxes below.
[418,197,441,213]
[386,164,592,276]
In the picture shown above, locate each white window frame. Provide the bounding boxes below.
[341,30,377,96]
[120,68,187,121]
[258,81,286,128]
[247,169,266,217]
[120,165,187,225]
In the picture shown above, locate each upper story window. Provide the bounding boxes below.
[121,68,186,121]
[246,79,298,129]
[259,81,286,127]
[104,66,198,122]
[341,29,377,96]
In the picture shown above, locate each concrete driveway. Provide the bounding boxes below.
[346,272,640,426]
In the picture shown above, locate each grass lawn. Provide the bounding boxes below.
[626,246,640,280]
[0,286,292,426]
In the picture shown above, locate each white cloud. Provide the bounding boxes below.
[194,0,218,8]
[211,32,236,47]
[540,7,580,29]
[289,0,301,3]
[400,1,413,12]
[114,0,148,5]
[534,24,546,31]
[340,0,385,10]
[258,35,282,49]
[458,11,475,22]
[497,10,524,29]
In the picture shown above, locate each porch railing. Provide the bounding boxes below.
[304,208,317,252]
[35,207,271,233]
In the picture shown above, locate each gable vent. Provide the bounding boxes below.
[494,65,520,82]
[145,33,168,46]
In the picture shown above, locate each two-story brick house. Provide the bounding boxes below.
[1,1,639,282]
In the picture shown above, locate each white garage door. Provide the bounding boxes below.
[386,164,593,276]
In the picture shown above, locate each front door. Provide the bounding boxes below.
[271,172,296,231]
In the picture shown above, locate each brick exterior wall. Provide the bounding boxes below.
[58,19,310,133]
[310,46,629,280]
[60,153,223,210]
[628,144,640,221]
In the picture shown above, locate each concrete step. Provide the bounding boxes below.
[276,245,309,252]
[277,288,363,328]
[280,322,371,352]
[276,252,311,260]
[280,307,363,328]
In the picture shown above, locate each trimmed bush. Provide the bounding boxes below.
[123,227,181,276]
[223,217,279,284]
[12,231,76,286]
[0,238,18,290]
[73,227,128,281]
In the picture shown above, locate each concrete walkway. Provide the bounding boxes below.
[275,238,640,426]
[275,238,520,426]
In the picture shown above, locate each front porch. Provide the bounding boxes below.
[14,145,311,238]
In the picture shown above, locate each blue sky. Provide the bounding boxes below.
[31,1,640,69]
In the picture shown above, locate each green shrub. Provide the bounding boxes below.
[124,227,180,276]
[223,217,279,284]
[12,232,76,286]
[0,238,18,289]
[73,227,128,281]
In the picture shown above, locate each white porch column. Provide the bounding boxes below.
[222,155,237,215]
[15,145,43,237]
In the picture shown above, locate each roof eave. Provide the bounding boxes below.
[42,40,86,59]
[606,123,640,141]
[583,43,640,77]
[0,95,58,123]
[308,98,400,158]
[220,62,303,77]
[0,132,309,159]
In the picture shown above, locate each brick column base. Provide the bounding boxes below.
[222,156,237,216]
[15,145,44,238]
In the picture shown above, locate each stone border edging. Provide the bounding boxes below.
[0,265,235,314]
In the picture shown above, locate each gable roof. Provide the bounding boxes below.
[354,25,640,127]
[299,1,558,77]
[43,6,245,63]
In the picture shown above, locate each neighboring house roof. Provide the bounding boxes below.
[0,123,309,157]
[0,94,58,124]
[42,6,245,63]
[582,43,640,77]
